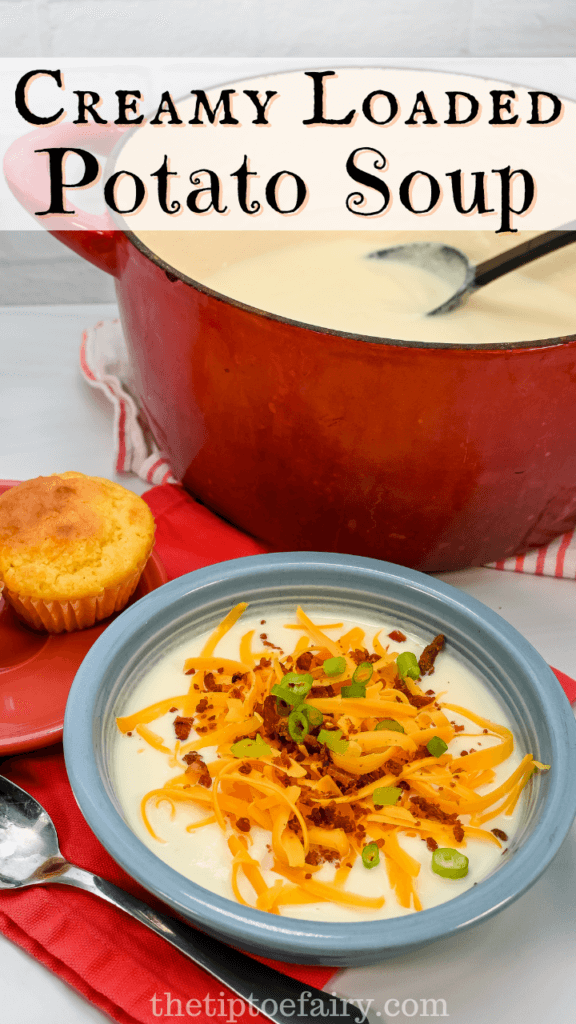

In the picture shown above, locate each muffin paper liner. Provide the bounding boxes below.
[4,555,152,634]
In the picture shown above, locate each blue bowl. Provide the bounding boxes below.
[64,552,576,966]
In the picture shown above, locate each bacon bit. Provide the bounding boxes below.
[204,672,222,693]
[453,723,465,733]
[260,694,278,733]
[491,828,508,841]
[231,672,246,684]
[350,648,370,665]
[483,729,489,734]
[217,667,224,674]
[453,822,465,843]
[183,751,212,788]
[411,796,460,826]
[261,620,266,624]
[185,667,196,676]
[319,847,340,864]
[287,816,301,833]
[260,633,268,640]
[238,763,252,775]
[394,678,433,707]
[126,731,132,737]
[236,817,251,832]
[418,634,445,675]
[259,657,272,668]
[229,688,242,700]
[409,695,435,708]
[426,837,438,851]
[425,689,435,696]
[388,630,407,642]
[296,651,313,671]
[398,780,410,791]
[460,751,469,757]
[169,707,178,713]
[174,716,195,741]
[196,698,209,714]
[305,873,312,879]
[413,745,432,761]
[312,685,335,698]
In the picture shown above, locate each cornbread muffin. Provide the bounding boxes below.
[0,472,155,632]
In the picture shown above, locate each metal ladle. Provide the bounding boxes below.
[368,229,576,316]
[0,774,365,1024]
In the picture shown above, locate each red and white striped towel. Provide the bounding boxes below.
[81,319,177,487]
[81,318,576,580]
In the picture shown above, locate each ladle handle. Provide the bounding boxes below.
[49,862,365,1024]
[474,230,576,289]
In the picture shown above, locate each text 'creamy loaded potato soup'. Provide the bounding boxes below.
[134,230,576,344]
[113,604,548,922]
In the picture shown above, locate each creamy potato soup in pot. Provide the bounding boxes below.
[134,230,576,344]
[113,604,546,923]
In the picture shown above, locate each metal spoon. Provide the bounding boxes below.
[0,774,366,1024]
[368,229,576,316]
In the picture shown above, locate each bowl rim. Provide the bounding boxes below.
[64,552,576,963]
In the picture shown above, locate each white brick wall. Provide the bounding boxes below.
[0,0,574,58]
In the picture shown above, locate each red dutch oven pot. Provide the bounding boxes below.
[5,121,576,572]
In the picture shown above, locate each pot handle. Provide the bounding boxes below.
[3,122,129,277]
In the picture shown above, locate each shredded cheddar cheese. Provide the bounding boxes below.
[116,603,549,915]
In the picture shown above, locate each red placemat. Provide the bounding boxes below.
[0,484,337,1024]
[1,483,574,1024]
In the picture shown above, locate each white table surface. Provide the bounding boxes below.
[1,303,576,1024]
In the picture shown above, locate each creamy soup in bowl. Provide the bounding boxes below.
[112,603,543,923]
[63,553,576,965]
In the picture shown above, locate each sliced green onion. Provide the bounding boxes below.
[288,709,309,743]
[361,842,380,869]
[317,728,349,754]
[323,656,346,676]
[396,651,420,680]
[231,735,273,759]
[431,847,469,879]
[427,736,448,758]
[373,786,402,807]
[374,718,405,734]
[302,704,324,729]
[352,661,373,685]
[271,672,313,706]
[341,680,366,699]
[275,697,291,718]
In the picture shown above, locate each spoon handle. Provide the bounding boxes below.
[50,863,365,1024]
[474,229,576,289]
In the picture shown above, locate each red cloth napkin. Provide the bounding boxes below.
[1,483,574,1024]
[0,484,337,1024]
